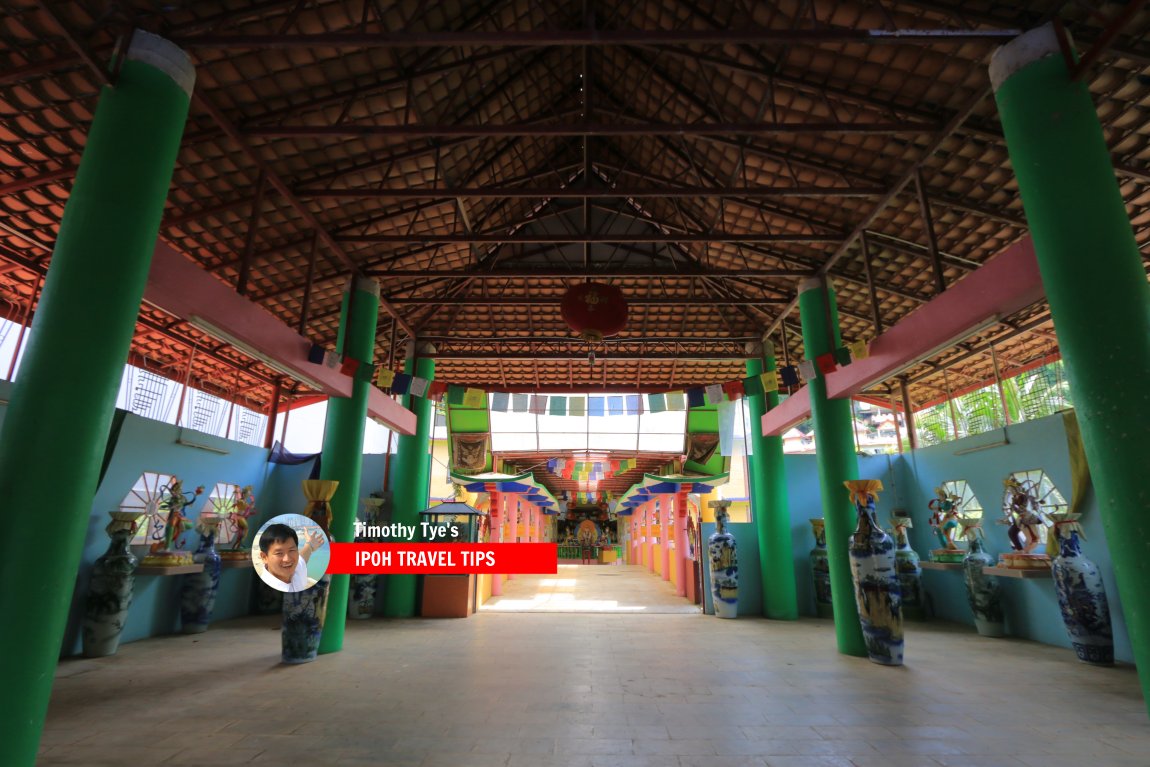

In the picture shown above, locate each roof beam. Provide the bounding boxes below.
[248,121,939,139]
[297,184,887,199]
[340,233,841,244]
[368,268,802,278]
[384,297,789,306]
[761,237,1044,436]
[175,28,1023,49]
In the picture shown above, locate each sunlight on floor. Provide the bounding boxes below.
[480,563,700,614]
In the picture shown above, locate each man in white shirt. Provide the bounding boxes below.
[257,523,325,592]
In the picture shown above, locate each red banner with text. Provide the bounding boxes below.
[328,543,558,574]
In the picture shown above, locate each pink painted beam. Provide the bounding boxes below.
[145,240,416,434]
[763,236,1043,436]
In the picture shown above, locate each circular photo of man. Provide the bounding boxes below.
[251,513,330,592]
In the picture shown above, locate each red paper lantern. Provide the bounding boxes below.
[560,282,628,342]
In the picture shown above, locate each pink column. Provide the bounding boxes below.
[505,495,516,581]
[661,498,671,581]
[647,502,655,573]
[490,490,503,596]
[675,492,688,597]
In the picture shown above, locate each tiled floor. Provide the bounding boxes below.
[41,581,1149,766]
[482,564,701,613]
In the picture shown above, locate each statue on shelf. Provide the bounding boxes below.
[927,487,965,563]
[998,476,1051,569]
[226,485,256,551]
[141,478,203,567]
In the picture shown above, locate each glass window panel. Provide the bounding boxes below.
[490,432,537,451]
[538,432,591,450]
[638,433,684,453]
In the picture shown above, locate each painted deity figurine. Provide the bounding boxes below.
[928,487,962,549]
[1000,477,1050,555]
[227,485,257,550]
[141,478,203,566]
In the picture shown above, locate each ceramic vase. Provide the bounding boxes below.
[254,578,284,614]
[282,575,330,664]
[962,535,1004,638]
[846,483,903,665]
[892,522,925,621]
[707,503,738,619]
[808,518,833,618]
[82,512,143,657]
[1052,531,1113,665]
[349,497,384,620]
[180,516,222,634]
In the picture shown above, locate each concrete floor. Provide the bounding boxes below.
[482,564,700,613]
[40,569,1150,767]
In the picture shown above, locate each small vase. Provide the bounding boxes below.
[82,512,143,657]
[963,536,1004,638]
[707,502,738,618]
[282,575,330,664]
[808,518,833,618]
[892,523,925,621]
[846,481,903,665]
[180,516,222,634]
[1052,531,1113,665]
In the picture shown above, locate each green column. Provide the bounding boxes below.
[991,24,1150,710]
[317,276,378,654]
[746,345,798,620]
[382,350,435,617]
[799,277,866,657]
[0,32,193,767]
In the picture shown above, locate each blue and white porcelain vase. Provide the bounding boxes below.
[349,497,384,620]
[891,515,925,621]
[961,522,1004,638]
[82,511,144,657]
[254,578,284,614]
[845,480,903,665]
[282,575,330,664]
[809,518,833,618]
[707,501,738,619]
[180,515,222,634]
[1049,514,1113,665]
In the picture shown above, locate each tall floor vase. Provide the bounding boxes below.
[707,501,738,619]
[283,575,330,664]
[892,517,925,621]
[1049,515,1113,665]
[82,511,144,657]
[809,518,833,618]
[349,497,384,620]
[962,527,1004,638]
[845,480,903,666]
[180,515,222,634]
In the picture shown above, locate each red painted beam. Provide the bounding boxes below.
[145,240,416,435]
[762,236,1043,436]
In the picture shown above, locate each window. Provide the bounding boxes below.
[124,472,175,547]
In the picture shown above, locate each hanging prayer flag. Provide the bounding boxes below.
[834,346,852,367]
[722,380,745,400]
[568,396,586,416]
[462,388,486,408]
[588,397,605,417]
[447,384,466,405]
[549,396,567,416]
[324,351,341,369]
[529,394,546,414]
[409,376,429,397]
[815,352,837,375]
[604,396,622,416]
[307,344,325,364]
[391,373,411,395]
[760,371,779,393]
[686,387,706,408]
[666,391,686,411]
[742,375,764,397]
[648,392,667,413]
[798,359,817,381]
[375,368,396,389]
[339,357,359,377]
[705,384,724,404]
[512,393,529,412]
[355,364,375,383]
[490,392,510,412]
[849,339,870,361]
[625,394,641,415]
[779,365,800,386]
[428,381,448,400]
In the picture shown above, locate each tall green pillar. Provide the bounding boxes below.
[317,276,378,654]
[746,345,798,620]
[991,25,1150,711]
[799,277,866,657]
[382,348,435,617]
[0,32,193,767]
